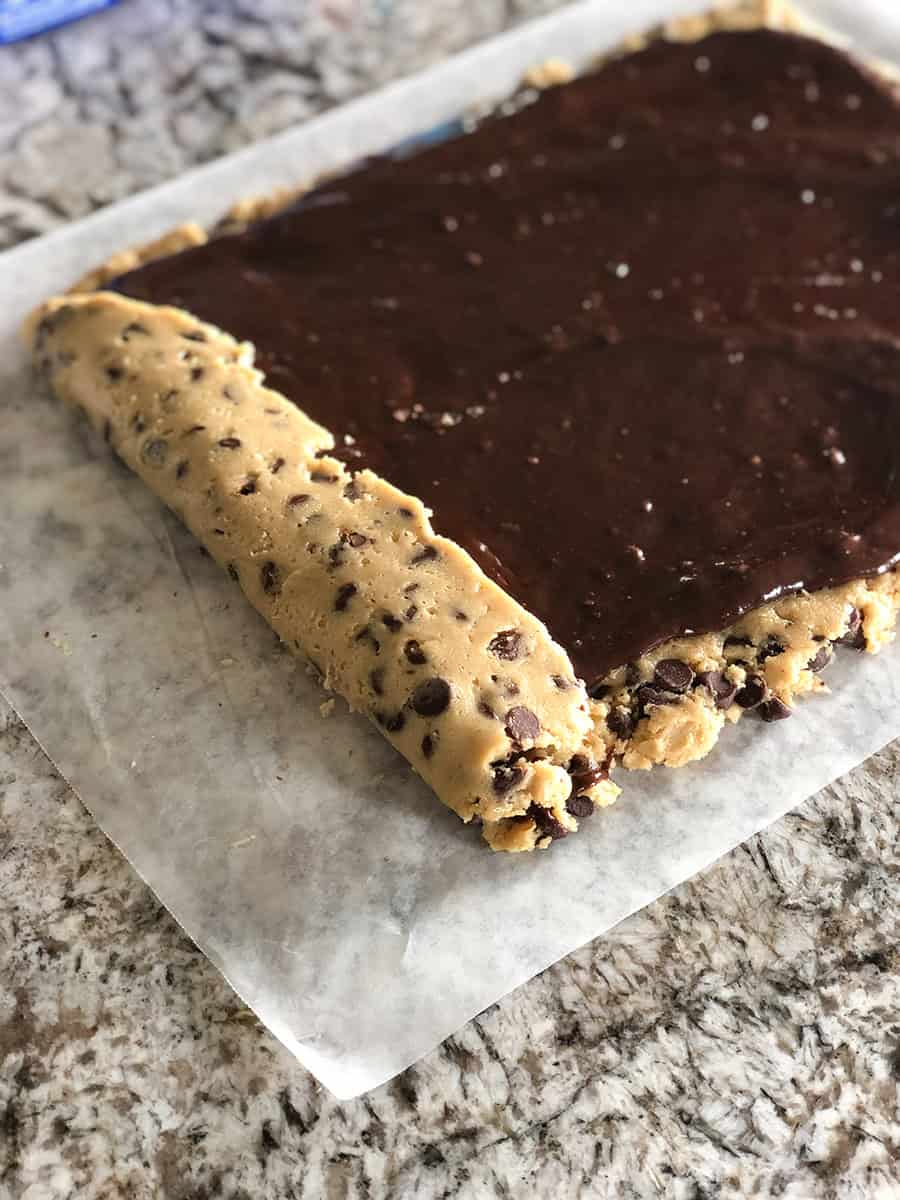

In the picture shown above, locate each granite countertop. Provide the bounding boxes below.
[2,2,899,1197]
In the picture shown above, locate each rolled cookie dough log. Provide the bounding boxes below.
[27,293,618,852]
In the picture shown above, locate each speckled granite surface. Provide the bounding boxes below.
[1,2,899,1197]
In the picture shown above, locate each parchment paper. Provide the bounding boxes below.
[2,0,900,1100]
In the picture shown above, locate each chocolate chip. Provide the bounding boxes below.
[735,675,768,709]
[808,646,832,673]
[837,608,866,649]
[260,561,280,595]
[724,635,752,648]
[227,563,239,582]
[411,544,439,565]
[403,582,419,596]
[122,321,150,338]
[478,700,496,720]
[310,470,338,483]
[184,424,205,435]
[624,664,641,686]
[552,675,573,690]
[527,802,567,840]
[566,794,595,819]
[636,683,679,710]
[568,756,607,792]
[36,315,55,346]
[133,415,146,433]
[190,366,205,381]
[453,610,468,621]
[398,506,414,518]
[757,636,785,662]
[271,457,285,474]
[382,613,403,632]
[182,329,207,342]
[355,626,381,654]
[239,479,257,495]
[344,480,362,501]
[334,582,357,611]
[343,531,368,548]
[140,438,168,467]
[411,677,451,716]
[588,682,611,700]
[421,734,436,758]
[105,365,123,382]
[218,437,241,449]
[488,630,524,660]
[696,670,738,709]
[175,460,190,480]
[404,604,418,621]
[287,493,310,507]
[404,639,427,665]
[492,763,524,794]
[759,696,792,722]
[370,667,385,696]
[607,706,636,737]
[505,706,540,743]
[379,711,406,733]
[653,658,694,693]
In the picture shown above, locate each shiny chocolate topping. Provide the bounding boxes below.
[116,30,900,687]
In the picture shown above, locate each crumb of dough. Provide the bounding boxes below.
[523,58,574,89]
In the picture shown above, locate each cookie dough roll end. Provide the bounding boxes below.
[268,460,615,846]
[484,773,621,853]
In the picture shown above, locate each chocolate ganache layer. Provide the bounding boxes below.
[115,29,900,689]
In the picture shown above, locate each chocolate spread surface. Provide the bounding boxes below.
[116,29,900,687]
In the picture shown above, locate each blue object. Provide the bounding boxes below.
[0,0,119,43]
[391,119,466,158]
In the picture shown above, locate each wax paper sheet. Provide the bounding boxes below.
[2,0,899,1099]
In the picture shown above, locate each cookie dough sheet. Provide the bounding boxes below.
[3,0,900,1098]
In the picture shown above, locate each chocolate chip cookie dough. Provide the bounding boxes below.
[29,294,617,852]
[27,0,900,849]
